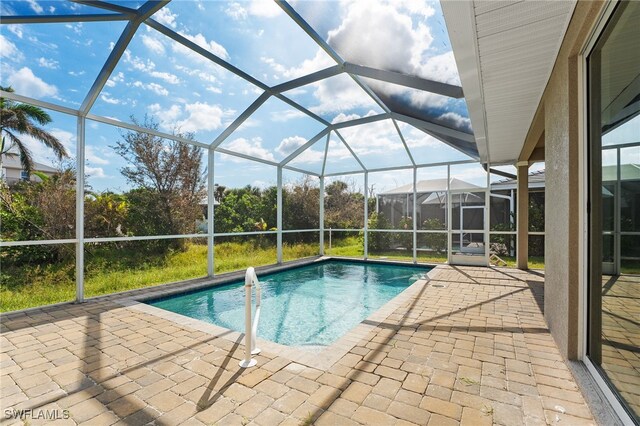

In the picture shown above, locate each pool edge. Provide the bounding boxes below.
[118,263,446,371]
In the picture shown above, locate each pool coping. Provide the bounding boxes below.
[117,258,442,370]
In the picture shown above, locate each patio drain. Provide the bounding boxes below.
[431,284,446,288]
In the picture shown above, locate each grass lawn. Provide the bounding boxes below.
[0,236,552,313]
[0,240,319,312]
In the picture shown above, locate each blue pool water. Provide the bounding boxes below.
[147,261,430,347]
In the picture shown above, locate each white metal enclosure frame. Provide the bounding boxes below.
[0,0,505,305]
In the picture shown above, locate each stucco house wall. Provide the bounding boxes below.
[523,1,606,359]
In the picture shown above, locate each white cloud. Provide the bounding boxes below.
[248,0,282,18]
[85,146,110,165]
[251,179,269,189]
[175,64,219,83]
[177,102,227,132]
[225,2,248,20]
[149,103,182,128]
[332,112,362,124]
[105,71,124,88]
[100,93,122,105]
[141,34,165,55]
[313,75,380,117]
[325,139,352,161]
[262,49,334,80]
[68,70,85,76]
[437,112,472,132]
[401,126,441,149]
[324,1,460,109]
[8,67,57,98]
[154,7,177,28]
[37,57,59,69]
[132,81,168,96]
[276,136,307,156]
[0,35,23,61]
[331,110,379,124]
[290,147,325,165]
[206,86,222,94]
[26,0,43,14]
[7,25,23,39]
[124,51,156,72]
[271,109,305,123]
[225,137,276,162]
[395,0,435,19]
[174,32,229,61]
[418,51,460,85]
[85,166,107,179]
[150,71,180,85]
[49,129,75,155]
[329,2,425,75]
[339,120,405,156]
[65,23,83,35]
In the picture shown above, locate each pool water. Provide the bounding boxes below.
[147,260,431,347]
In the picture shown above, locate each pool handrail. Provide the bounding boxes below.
[239,266,261,368]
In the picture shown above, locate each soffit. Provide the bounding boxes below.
[442,0,576,164]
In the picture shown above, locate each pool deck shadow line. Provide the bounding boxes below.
[0,264,597,426]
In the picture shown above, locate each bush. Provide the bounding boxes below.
[397,216,413,248]
[421,217,447,253]
[366,212,392,251]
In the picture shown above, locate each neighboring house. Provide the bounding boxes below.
[377,172,548,230]
[0,153,58,184]
[376,172,547,255]
[377,177,483,229]
[196,196,221,233]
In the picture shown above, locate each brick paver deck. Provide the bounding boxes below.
[0,265,595,425]
[601,274,640,419]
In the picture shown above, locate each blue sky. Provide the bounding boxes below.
[1,0,486,194]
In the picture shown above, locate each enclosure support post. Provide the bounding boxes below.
[517,162,529,269]
[364,171,368,260]
[277,166,283,263]
[319,177,325,255]
[207,149,215,277]
[485,163,491,266]
[510,189,515,257]
[75,116,85,303]
[413,167,417,263]
[447,165,452,264]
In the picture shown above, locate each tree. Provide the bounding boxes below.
[0,169,76,264]
[0,86,67,174]
[113,116,205,241]
[325,180,364,228]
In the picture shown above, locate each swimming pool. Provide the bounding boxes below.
[147,260,431,347]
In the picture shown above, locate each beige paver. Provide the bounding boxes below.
[0,265,596,425]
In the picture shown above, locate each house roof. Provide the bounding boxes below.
[380,177,481,195]
[1,154,58,174]
[491,169,546,190]
[490,164,640,190]
[603,163,640,182]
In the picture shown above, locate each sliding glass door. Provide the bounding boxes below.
[587,1,640,422]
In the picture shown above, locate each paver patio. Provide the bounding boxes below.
[0,265,595,425]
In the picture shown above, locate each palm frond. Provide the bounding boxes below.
[4,129,34,173]
[13,104,52,126]
[27,125,68,159]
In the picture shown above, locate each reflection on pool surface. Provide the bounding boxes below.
[147,260,431,346]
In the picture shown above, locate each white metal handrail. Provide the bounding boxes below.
[239,267,261,368]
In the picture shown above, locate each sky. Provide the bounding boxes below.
[1,0,510,195]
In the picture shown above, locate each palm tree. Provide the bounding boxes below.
[1,86,68,175]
